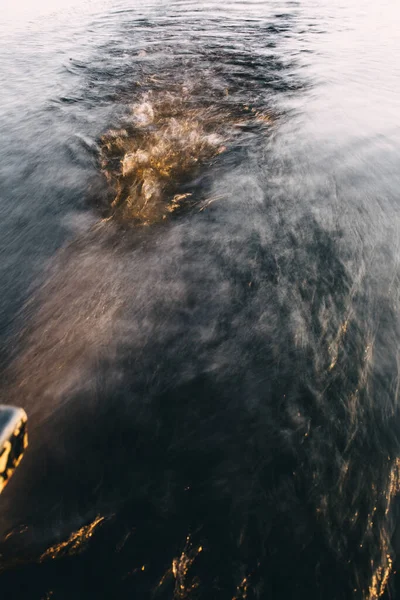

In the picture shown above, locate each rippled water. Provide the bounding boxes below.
[1,1,400,598]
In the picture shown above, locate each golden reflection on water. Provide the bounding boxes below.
[232,576,249,600]
[369,554,393,600]
[155,534,203,599]
[359,458,400,600]
[319,304,400,600]
[171,535,203,599]
[39,515,105,562]
[100,83,272,224]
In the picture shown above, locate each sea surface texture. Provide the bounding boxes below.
[1,1,400,599]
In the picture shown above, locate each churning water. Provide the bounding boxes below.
[1,0,400,598]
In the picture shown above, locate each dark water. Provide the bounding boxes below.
[1,1,400,598]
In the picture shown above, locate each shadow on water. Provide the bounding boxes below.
[1,205,400,600]
[1,5,400,600]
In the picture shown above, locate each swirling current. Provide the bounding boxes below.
[1,0,400,599]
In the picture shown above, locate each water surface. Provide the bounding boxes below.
[1,1,400,599]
